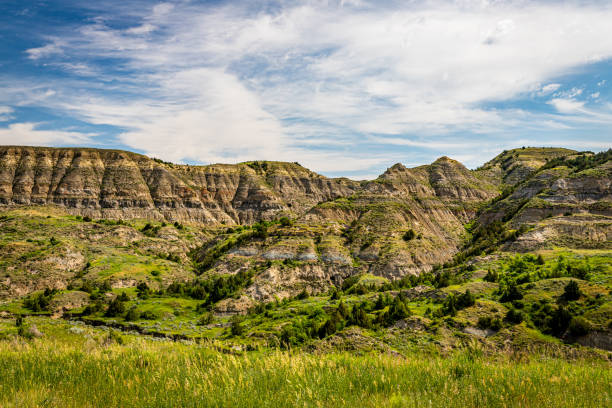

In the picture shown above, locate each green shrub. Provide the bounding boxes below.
[198,312,214,326]
[230,316,244,336]
[137,282,151,299]
[105,298,126,317]
[504,308,524,324]
[483,269,498,282]
[349,303,371,329]
[279,217,292,227]
[548,306,573,336]
[23,288,57,312]
[562,280,581,301]
[499,283,523,303]
[568,317,592,337]
[124,307,140,321]
[402,229,416,241]
[477,316,502,330]
[140,310,159,320]
[82,301,104,316]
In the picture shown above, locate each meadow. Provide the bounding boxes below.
[0,326,609,408]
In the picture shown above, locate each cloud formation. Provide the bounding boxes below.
[0,123,93,145]
[5,0,612,176]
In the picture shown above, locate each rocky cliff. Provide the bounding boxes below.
[0,146,358,224]
[1,145,610,304]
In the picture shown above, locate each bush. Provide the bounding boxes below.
[125,307,140,321]
[137,282,151,299]
[349,303,371,329]
[279,217,292,227]
[562,280,581,301]
[23,288,57,312]
[105,298,126,317]
[504,308,524,324]
[477,316,502,331]
[402,229,416,241]
[569,317,592,337]
[318,314,340,338]
[499,283,523,303]
[140,310,159,320]
[99,280,112,293]
[230,316,244,336]
[548,306,573,336]
[198,312,214,326]
[82,301,104,316]
[296,289,309,300]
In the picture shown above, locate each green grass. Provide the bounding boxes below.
[0,329,609,408]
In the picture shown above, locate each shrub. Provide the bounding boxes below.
[140,310,159,320]
[504,308,524,324]
[137,282,151,299]
[230,316,244,336]
[330,288,341,300]
[499,283,523,302]
[387,296,411,324]
[477,316,502,331]
[562,280,581,301]
[105,298,126,317]
[80,281,94,293]
[548,306,573,336]
[403,229,416,241]
[318,314,340,338]
[125,307,140,321]
[82,301,104,316]
[569,317,592,337]
[198,312,214,326]
[296,289,309,300]
[23,288,57,312]
[279,217,292,227]
[99,280,112,293]
[336,301,350,319]
[349,303,371,329]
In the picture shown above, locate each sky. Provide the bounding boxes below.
[0,0,611,179]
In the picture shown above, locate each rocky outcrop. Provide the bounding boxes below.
[0,146,358,224]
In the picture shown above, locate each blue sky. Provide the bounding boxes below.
[0,0,611,179]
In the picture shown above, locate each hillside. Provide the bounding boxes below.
[0,145,611,359]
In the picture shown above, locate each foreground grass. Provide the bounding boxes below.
[0,336,610,408]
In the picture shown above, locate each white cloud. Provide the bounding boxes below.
[127,23,156,35]
[7,0,612,175]
[0,106,14,122]
[539,83,561,95]
[0,123,93,145]
[25,42,63,60]
[548,98,586,114]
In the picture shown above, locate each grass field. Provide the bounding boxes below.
[0,331,610,408]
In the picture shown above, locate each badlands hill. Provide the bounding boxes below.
[0,145,610,354]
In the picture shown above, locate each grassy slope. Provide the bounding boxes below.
[0,318,609,408]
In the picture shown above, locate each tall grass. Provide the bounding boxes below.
[0,337,609,407]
